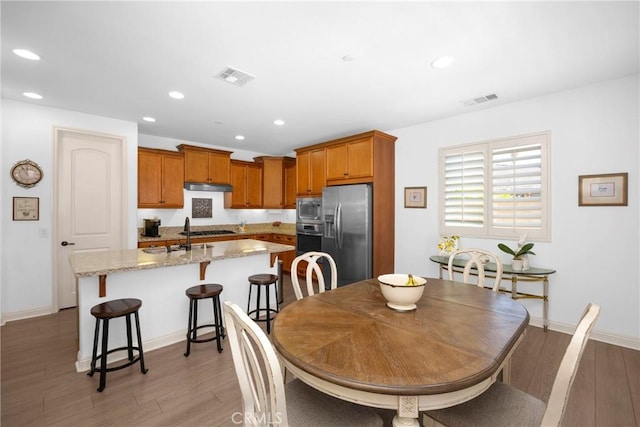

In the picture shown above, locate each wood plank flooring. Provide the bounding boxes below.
[2,274,639,426]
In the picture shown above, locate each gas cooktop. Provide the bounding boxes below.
[180,230,236,236]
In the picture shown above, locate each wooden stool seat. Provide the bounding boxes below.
[90,298,141,318]
[87,298,148,392]
[247,274,279,334]
[185,283,223,300]
[248,274,279,285]
[184,283,224,356]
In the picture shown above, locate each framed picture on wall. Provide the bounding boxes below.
[578,172,628,206]
[404,187,427,208]
[13,197,39,220]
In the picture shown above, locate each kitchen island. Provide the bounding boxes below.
[69,239,293,372]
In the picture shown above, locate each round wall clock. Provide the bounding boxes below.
[10,159,43,188]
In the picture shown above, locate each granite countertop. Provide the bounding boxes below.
[69,239,295,278]
[138,222,295,243]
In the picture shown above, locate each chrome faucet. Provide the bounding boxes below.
[182,216,192,251]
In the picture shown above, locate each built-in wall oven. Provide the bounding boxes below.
[296,223,323,255]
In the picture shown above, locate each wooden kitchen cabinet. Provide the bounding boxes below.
[284,161,297,208]
[177,144,232,184]
[138,148,184,208]
[325,137,373,183]
[272,234,296,273]
[254,156,296,209]
[138,239,181,248]
[225,160,263,208]
[294,130,397,278]
[295,147,326,196]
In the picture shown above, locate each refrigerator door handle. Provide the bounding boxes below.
[336,203,342,249]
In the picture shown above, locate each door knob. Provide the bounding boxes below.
[61,241,76,246]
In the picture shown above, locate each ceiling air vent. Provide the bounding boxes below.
[215,66,255,87]
[463,93,498,106]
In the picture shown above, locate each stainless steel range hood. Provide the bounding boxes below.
[184,182,233,192]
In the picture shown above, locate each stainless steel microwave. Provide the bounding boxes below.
[296,197,322,224]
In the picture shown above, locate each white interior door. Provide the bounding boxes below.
[55,128,127,309]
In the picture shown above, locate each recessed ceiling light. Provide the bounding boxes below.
[143,117,156,122]
[342,55,354,62]
[13,49,40,60]
[273,119,285,126]
[431,56,455,69]
[235,135,245,140]
[23,92,43,99]
[168,91,184,99]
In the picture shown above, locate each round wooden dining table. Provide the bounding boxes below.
[272,278,529,427]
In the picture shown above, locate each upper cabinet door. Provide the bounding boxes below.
[226,160,263,208]
[183,149,209,183]
[161,154,185,207]
[296,148,326,196]
[208,151,232,184]
[325,137,373,183]
[138,149,163,207]
[178,144,233,184]
[138,148,184,208]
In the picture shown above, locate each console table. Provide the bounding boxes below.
[429,255,556,331]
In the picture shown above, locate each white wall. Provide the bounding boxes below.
[137,134,296,228]
[392,75,639,346]
[3,76,638,346]
[1,99,138,319]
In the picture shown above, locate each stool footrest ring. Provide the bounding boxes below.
[87,346,148,375]
[186,324,226,343]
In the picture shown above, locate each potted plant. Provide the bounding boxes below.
[497,242,535,271]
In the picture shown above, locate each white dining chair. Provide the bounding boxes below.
[423,303,601,427]
[447,248,503,292]
[290,251,338,300]
[223,301,383,427]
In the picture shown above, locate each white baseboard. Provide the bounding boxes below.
[1,306,55,326]
[529,316,640,351]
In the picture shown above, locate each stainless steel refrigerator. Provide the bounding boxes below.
[321,184,372,287]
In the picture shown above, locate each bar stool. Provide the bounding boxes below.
[184,283,224,357]
[87,298,148,392]
[246,273,279,334]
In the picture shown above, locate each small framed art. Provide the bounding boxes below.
[404,186,427,208]
[13,197,39,221]
[578,173,628,206]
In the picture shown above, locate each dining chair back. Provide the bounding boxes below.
[290,251,338,300]
[424,303,601,427]
[223,301,383,426]
[447,248,503,292]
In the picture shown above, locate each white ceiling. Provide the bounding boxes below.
[2,1,638,155]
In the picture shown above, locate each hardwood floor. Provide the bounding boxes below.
[2,274,639,426]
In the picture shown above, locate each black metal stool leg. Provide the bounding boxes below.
[266,284,271,334]
[98,319,109,392]
[192,299,199,341]
[185,298,194,357]
[134,310,148,374]
[212,296,223,353]
[256,285,262,321]
[125,314,134,361]
[246,284,253,314]
[88,318,100,376]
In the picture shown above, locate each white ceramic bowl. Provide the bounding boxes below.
[377,274,427,311]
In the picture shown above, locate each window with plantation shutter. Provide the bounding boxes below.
[439,131,550,241]
[442,149,486,229]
